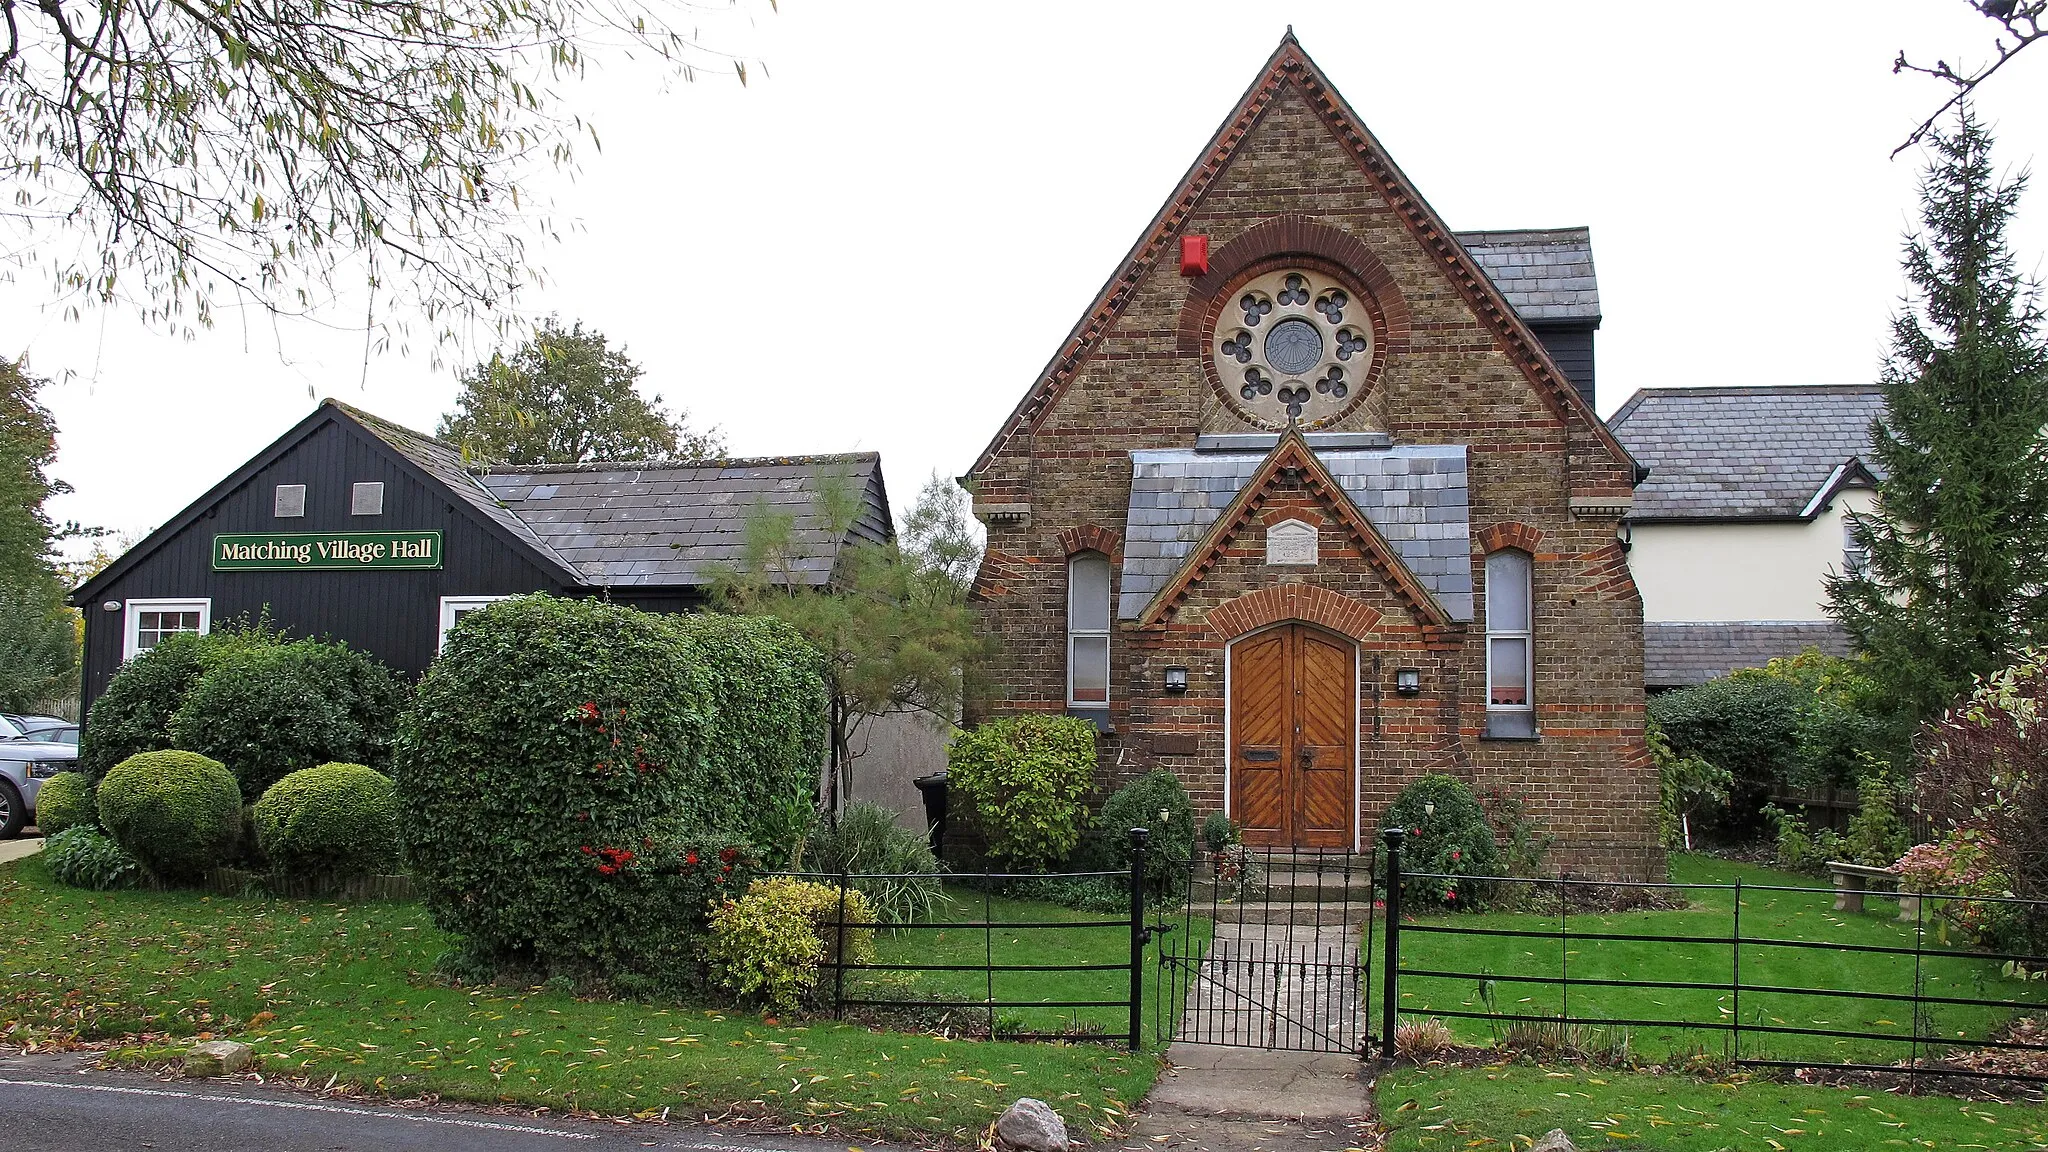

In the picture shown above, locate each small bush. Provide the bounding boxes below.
[1201,812,1237,855]
[807,802,945,924]
[41,826,141,890]
[32,771,95,834]
[169,638,406,801]
[1762,803,1841,875]
[1394,1017,1456,1062]
[253,762,401,883]
[1004,874,1131,913]
[97,750,241,881]
[706,876,877,1015]
[1093,770,1195,896]
[1381,774,1500,909]
[1843,772,1909,867]
[1894,830,2020,949]
[947,714,1096,870]
[1649,674,1803,839]
[1648,718,1729,850]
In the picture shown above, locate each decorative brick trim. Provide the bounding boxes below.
[1055,523,1123,559]
[1209,584,1383,642]
[1477,522,1544,555]
[965,33,1637,490]
[969,547,1028,603]
[1135,426,1452,631]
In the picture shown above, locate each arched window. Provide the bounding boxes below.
[1484,549,1534,738]
[1067,552,1112,708]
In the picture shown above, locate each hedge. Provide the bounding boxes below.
[253,762,400,883]
[393,594,823,985]
[169,638,406,801]
[97,750,242,881]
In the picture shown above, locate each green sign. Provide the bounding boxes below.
[212,531,443,571]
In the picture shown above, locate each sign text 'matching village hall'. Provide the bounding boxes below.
[212,531,444,571]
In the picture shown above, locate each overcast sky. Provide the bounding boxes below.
[15,1,2048,546]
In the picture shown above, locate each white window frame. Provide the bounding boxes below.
[123,598,212,661]
[1483,550,1535,738]
[1066,553,1112,709]
[1843,516,1870,576]
[439,596,512,652]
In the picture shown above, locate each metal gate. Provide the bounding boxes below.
[1156,847,1375,1053]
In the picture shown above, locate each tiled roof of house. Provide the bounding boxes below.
[1454,228,1600,322]
[1644,621,1853,689]
[1607,385,1887,520]
[1120,443,1473,622]
[481,454,891,587]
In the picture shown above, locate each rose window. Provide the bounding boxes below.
[1209,269,1374,427]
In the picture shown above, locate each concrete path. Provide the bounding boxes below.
[1170,922,1364,1050]
[0,835,44,864]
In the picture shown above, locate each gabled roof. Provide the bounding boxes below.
[481,454,891,588]
[1608,385,1887,521]
[1454,228,1601,323]
[70,400,588,604]
[968,32,1634,483]
[1121,440,1473,622]
[1130,428,1458,632]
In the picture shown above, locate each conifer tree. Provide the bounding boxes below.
[1827,109,2048,721]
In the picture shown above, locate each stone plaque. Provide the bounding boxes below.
[1265,519,1318,566]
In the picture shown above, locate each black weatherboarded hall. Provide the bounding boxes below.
[68,400,892,709]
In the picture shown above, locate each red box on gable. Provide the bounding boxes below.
[1179,234,1209,277]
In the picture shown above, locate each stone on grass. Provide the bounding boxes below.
[1529,1130,1577,1152]
[995,1097,1068,1151]
[184,1040,253,1077]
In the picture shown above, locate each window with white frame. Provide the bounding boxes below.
[439,596,512,652]
[1484,550,1534,738]
[123,599,211,660]
[1843,516,1870,576]
[1066,553,1112,708]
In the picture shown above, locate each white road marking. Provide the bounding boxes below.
[0,1075,601,1140]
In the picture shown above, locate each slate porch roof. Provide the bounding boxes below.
[1645,621,1854,689]
[480,454,891,588]
[1607,385,1887,521]
[1454,228,1600,323]
[1120,444,1473,622]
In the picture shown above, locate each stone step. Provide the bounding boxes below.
[1198,903,1376,926]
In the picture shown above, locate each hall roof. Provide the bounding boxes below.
[1607,385,1887,521]
[1454,228,1600,323]
[1645,621,1854,689]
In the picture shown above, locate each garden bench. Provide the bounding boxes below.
[1826,860,1921,922]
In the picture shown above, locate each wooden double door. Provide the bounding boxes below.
[1229,624,1356,849]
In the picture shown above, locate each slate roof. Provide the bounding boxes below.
[1645,621,1854,689]
[1454,228,1600,322]
[1120,444,1473,622]
[481,454,891,588]
[1607,385,1888,521]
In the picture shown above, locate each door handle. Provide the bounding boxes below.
[1298,746,1315,767]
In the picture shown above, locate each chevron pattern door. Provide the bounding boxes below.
[1229,624,1356,849]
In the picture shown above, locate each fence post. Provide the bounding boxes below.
[834,867,850,1020]
[1730,877,1742,1064]
[1381,828,1405,1061]
[1129,827,1149,1053]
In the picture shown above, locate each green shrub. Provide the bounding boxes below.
[947,714,1097,870]
[1093,770,1196,896]
[1201,811,1237,854]
[1649,675,1804,839]
[96,750,241,881]
[806,801,944,924]
[32,771,96,834]
[1648,718,1731,850]
[394,594,816,984]
[1762,803,1842,875]
[169,638,406,801]
[1380,774,1501,909]
[1004,874,1131,912]
[253,762,400,883]
[706,876,877,1015]
[41,826,141,890]
[1843,772,1910,867]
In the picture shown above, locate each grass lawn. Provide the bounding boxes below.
[1373,855,2048,1068]
[0,857,1162,1141]
[859,884,1212,1041]
[1379,1062,2048,1151]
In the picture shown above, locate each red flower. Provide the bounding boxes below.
[719,847,738,864]
[579,845,593,855]
[577,701,600,723]
[1445,889,1458,902]
[597,863,618,875]
[1450,850,1462,862]
[686,851,699,866]
[1412,827,1422,837]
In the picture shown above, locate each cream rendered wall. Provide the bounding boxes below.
[1629,489,1876,623]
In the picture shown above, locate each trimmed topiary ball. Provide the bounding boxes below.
[32,771,96,835]
[1380,773,1501,910]
[253,762,400,882]
[96,750,242,881]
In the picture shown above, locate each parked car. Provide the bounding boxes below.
[5,714,77,746]
[0,714,77,837]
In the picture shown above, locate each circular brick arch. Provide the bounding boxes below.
[1477,521,1544,555]
[1176,214,1414,361]
[1207,584,1383,643]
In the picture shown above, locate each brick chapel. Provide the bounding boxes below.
[964,34,1660,880]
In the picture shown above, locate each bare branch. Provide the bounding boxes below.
[1895,0,2047,157]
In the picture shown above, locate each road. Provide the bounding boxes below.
[0,1052,881,1152]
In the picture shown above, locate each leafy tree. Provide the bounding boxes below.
[437,318,722,465]
[0,0,763,346]
[714,472,987,812]
[0,359,76,709]
[1827,110,2048,723]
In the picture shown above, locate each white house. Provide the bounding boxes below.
[1608,385,1885,689]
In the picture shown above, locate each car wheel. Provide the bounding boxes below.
[0,780,22,839]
